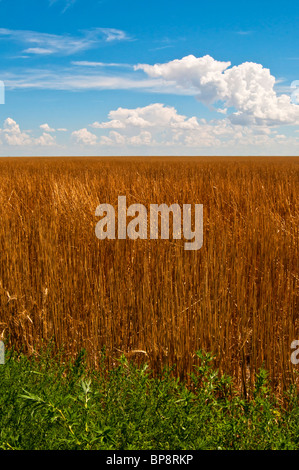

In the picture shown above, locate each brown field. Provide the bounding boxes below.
[0,156,298,395]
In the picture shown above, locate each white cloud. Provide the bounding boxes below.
[100,130,153,146]
[72,61,131,68]
[3,68,165,93]
[101,131,126,145]
[0,109,298,156]
[24,47,56,55]
[35,132,56,146]
[91,120,126,129]
[98,28,130,42]
[0,118,57,147]
[1,118,32,146]
[0,27,130,56]
[128,131,152,145]
[71,128,97,145]
[1,50,299,131]
[87,103,299,154]
[49,0,76,13]
[40,123,55,132]
[92,103,201,130]
[135,55,299,126]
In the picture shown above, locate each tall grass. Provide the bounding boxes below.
[0,157,298,395]
[1,348,298,450]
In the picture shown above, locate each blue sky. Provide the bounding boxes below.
[0,0,298,155]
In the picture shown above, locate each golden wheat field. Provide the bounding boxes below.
[0,156,298,394]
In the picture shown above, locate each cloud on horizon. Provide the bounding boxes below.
[1,109,298,156]
[0,118,56,146]
[75,103,298,153]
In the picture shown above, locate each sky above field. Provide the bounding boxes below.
[0,0,298,156]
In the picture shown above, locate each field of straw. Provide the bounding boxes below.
[0,157,298,395]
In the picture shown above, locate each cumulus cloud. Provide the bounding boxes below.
[1,108,298,155]
[1,118,32,146]
[71,128,97,145]
[135,55,299,126]
[91,103,201,130]
[35,132,56,146]
[93,103,229,148]
[40,123,55,132]
[88,103,299,153]
[100,130,153,146]
[91,120,126,130]
[92,103,206,147]
[129,131,152,145]
[0,118,57,147]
